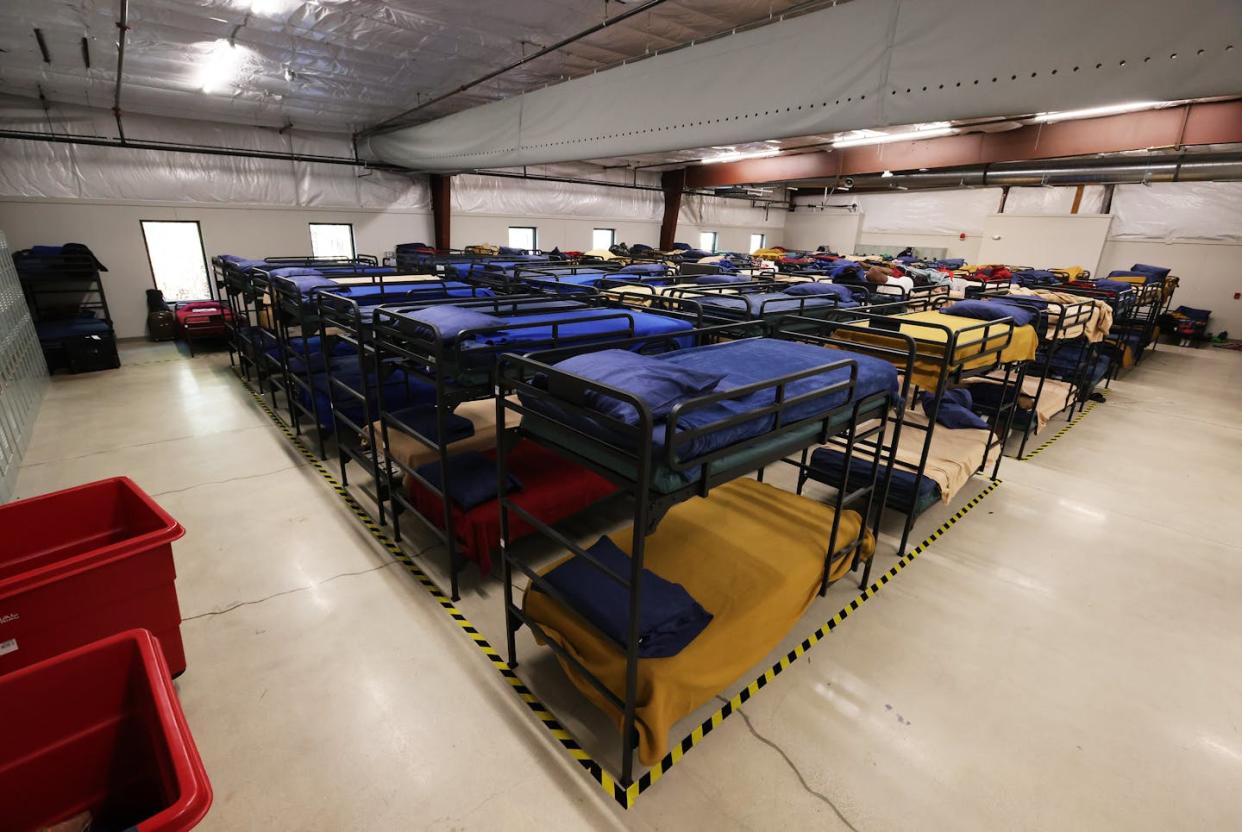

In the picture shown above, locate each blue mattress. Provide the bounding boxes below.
[522,338,899,464]
[317,266,396,276]
[458,308,694,354]
[808,447,941,515]
[324,281,488,305]
[36,318,112,341]
[695,292,854,318]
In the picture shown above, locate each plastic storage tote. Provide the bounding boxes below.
[0,476,188,676]
[0,628,212,831]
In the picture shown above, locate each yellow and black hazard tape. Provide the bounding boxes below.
[239,376,1000,809]
[1019,390,1108,461]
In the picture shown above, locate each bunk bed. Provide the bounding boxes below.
[802,306,1036,556]
[370,295,703,600]
[14,246,118,374]
[500,318,914,785]
[467,262,625,294]
[659,280,867,324]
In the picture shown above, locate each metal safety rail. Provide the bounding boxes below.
[0,231,49,503]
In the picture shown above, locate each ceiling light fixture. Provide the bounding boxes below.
[699,149,780,164]
[198,39,243,94]
[832,126,955,149]
[881,170,894,178]
[1031,101,1161,123]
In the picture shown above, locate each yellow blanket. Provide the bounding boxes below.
[837,310,1038,390]
[524,478,874,765]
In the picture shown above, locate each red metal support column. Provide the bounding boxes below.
[659,169,685,251]
[430,173,452,250]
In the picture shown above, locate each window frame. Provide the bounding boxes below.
[749,232,767,252]
[592,227,617,251]
[699,231,719,253]
[308,222,357,260]
[508,225,538,252]
[139,219,213,301]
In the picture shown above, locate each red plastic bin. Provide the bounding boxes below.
[0,628,212,831]
[0,476,188,677]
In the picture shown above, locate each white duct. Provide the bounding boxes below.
[362,0,1242,171]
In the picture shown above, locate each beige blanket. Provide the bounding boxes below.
[1008,288,1113,342]
[847,413,990,502]
[363,398,519,471]
[974,375,1074,433]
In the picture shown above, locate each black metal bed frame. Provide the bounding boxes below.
[498,317,915,787]
[798,304,1028,557]
[369,294,704,600]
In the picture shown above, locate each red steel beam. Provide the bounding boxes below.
[659,169,685,250]
[430,173,451,250]
[682,100,1242,187]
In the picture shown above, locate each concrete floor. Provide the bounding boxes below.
[15,340,1242,831]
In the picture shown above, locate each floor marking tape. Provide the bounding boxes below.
[240,377,999,810]
[1019,390,1107,461]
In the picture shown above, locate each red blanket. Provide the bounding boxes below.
[408,440,617,574]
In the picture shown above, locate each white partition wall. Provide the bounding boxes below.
[0,230,48,502]
[976,214,1113,273]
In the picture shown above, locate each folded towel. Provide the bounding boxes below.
[541,535,713,658]
[416,450,520,510]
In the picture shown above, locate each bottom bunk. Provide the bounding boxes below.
[522,476,874,766]
[804,413,991,517]
[408,438,618,574]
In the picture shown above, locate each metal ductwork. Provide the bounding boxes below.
[829,152,1242,192]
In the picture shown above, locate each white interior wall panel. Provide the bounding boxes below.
[363,0,1242,171]
[1111,182,1242,243]
[1005,186,1106,215]
[976,214,1114,274]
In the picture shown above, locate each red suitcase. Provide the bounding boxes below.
[0,476,188,676]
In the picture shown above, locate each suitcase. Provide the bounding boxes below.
[66,332,120,373]
[148,309,177,341]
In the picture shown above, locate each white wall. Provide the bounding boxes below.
[0,198,433,338]
[977,214,1113,274]
[1100,240,1242,336]
[783,211,860,253]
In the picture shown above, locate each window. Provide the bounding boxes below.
[592,228,616,250]
[508,226,537,251]
[140,221,211,301]
[749,233,766,253]
[699,231,718,253]
[309,223,355,259]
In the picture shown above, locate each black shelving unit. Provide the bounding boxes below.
[14,246,119,374]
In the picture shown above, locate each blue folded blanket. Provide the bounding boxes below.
[540,535,713,658]
[784,282,855,301]
[695,273,748,285]
[416,450,520,510]
[388,404,476,444]
[921,388,987,429]
[943,299,1035,328]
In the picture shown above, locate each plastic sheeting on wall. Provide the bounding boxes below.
[1110,182,1242,243]
[679,194,784,230]
[0,96,430,211]
[831,189,1003,236]
[452,173,662,221]
[1004,185,1105,215]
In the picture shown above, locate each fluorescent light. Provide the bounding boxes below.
[198,39,243,94]
[1032,102,1159,123]
[881,170,894,178]
[832,127,955,149]
[700,149,780,164]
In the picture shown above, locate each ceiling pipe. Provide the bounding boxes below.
[477,169,792,206]
[112,0,130,143]
[794,152,1242,195]
[359,0,674,137]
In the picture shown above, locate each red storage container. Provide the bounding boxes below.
[0,476,188,677]
[0,628,212,831]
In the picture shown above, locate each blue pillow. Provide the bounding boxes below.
[942,299,1034,328]
[415,451,519,510]
[921,389,988,430]
[619,263,667,275]
[540,535,713,658]
[1095,279,1135,293]
[1130,263,1170,281]
[783,282,854,301]
[552,349,724,426]
[404,306,499,342]
[695,273,748,285]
